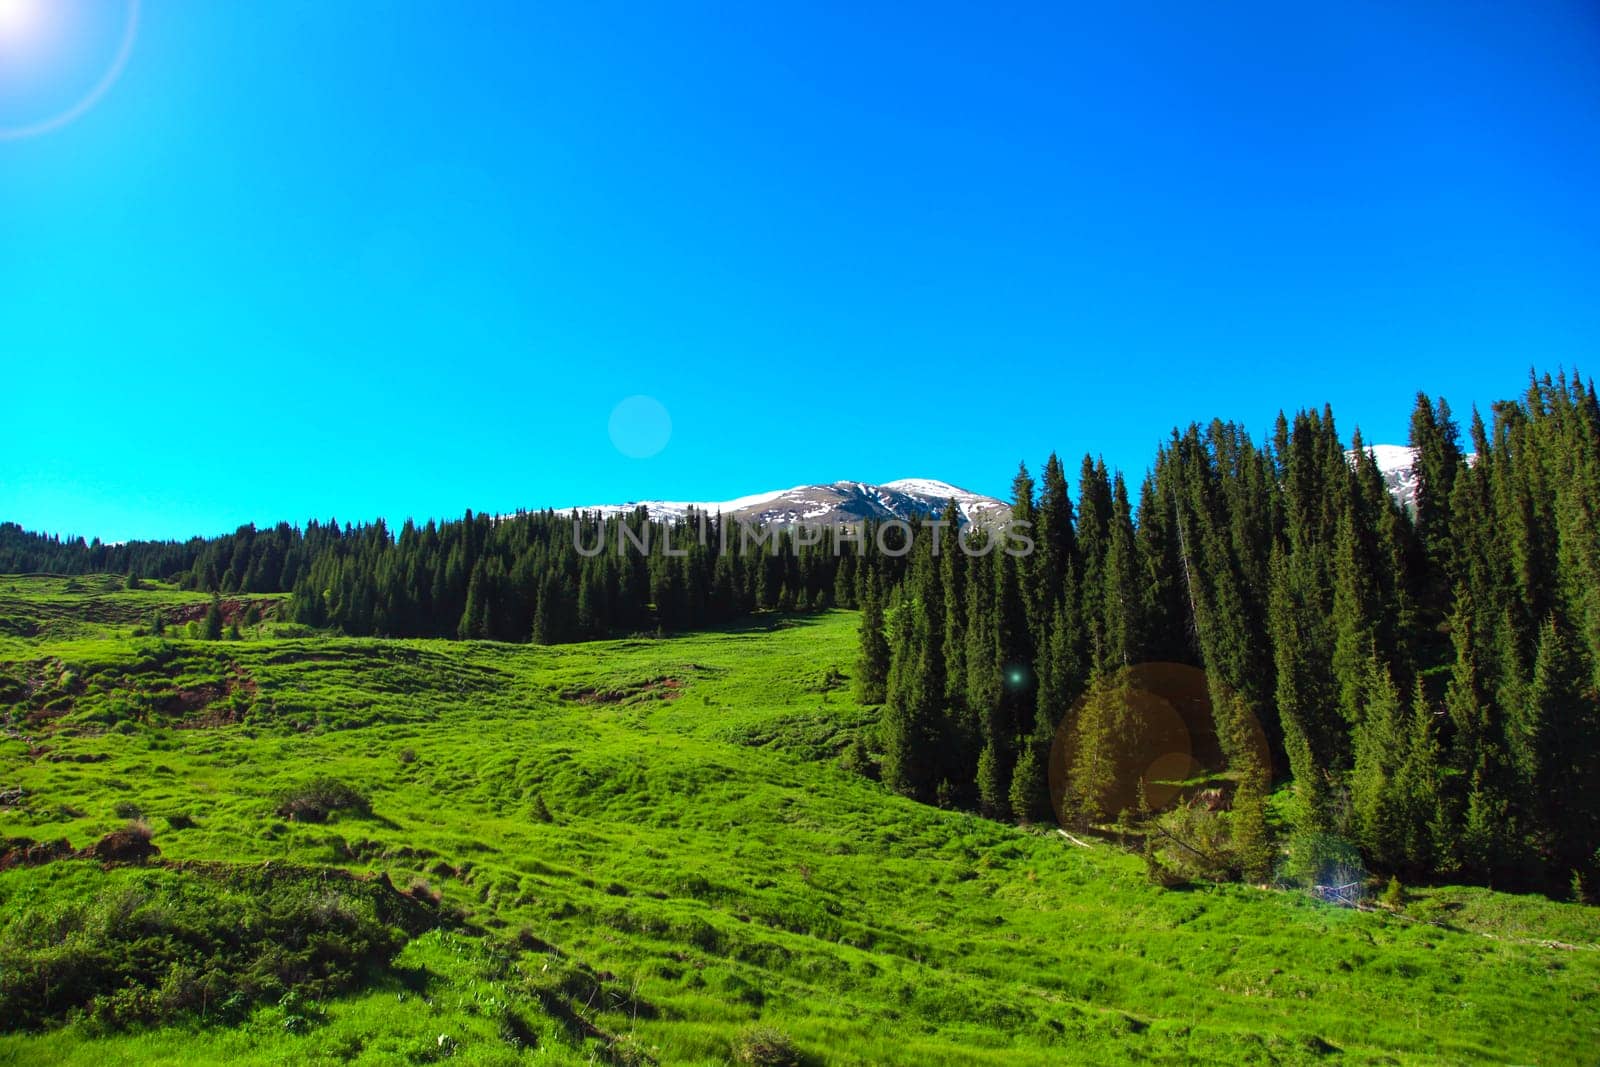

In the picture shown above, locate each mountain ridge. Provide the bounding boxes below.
[560,478,1010,526]
[564,445,1434,526]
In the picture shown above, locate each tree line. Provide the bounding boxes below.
[1,511,908,643]
[859,370,1600,895]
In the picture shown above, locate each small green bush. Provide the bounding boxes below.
[274,777,372,823]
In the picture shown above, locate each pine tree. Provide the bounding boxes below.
[964,547,1003,796]
[855,581,890,705]
[1351,652,1408,868]
[201,595,224,641]
[1230,767,1274,883]
[880,577,944,802]
[1526,615,1599,879]
[1008,740,1049,824]
[1409,392,1465,608]
[1031,452,1078,633]
[1098,473,1146,672]
[458,562,487,639]
[1268,547,1335,831]
[977,741,1007,820]
[1077,455,1113,666]
[1066,672,1122,823]
[1330,509,1379,729]
[1392,679,1445,872]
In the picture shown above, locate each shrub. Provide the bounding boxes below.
[113,801,143,820]
[1282,831,1367,893]
[274,777,371,823]
[731,1025,803,1067]
[0,863,420,1031]
[1143,800,1237,884]
[839,735,876,779]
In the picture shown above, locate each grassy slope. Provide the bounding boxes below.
[0,577,1597,1065]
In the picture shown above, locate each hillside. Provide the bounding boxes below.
[1,577,1597,1065]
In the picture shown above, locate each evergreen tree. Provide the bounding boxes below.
[976,741,1007,820]
[1408,393,1465,607]
[201,595,224,641]
[855,580,890,705]
[880,576,944,802]
[1230,767,1274,883]
[1392,679,1446,872]
[1526,615,1599,879]
[1268,546,1336,830]
[1098,473,1146,672]
[1351,653,1408,868]
[1008,740,1049,824]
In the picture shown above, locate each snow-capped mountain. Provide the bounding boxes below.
[1346,443,1476,512]
[1348,444,1423,509]
[560,479,1008,527]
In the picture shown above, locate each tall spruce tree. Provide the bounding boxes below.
[855,579,890,705]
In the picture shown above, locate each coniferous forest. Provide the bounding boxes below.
[5,370,1598,895]
[864,371,1600,898]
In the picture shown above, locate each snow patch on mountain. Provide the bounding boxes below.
[560,479,1008,526]
[1348,444,1422,509]
[1346,443,1476,512]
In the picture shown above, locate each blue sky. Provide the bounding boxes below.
[2,1,1597,541]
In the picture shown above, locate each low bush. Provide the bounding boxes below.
[731,1025,803,1067]
[274,777,371,823]
[0,863,426,1031]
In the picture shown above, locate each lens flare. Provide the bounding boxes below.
[0,0,139,141]
[608,395,673,459]
[0,0,42,39]
[1046,662,1273,826]
[0,1,32,37]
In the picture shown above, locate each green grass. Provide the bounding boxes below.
[1,578,1597,1064]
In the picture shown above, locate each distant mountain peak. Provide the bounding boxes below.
[1347,444,1422,509]
[1346,443,1476,511]
[561,479,1008,526]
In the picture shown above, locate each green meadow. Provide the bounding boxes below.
[1,577,1596,1065]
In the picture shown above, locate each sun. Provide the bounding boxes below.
[1,0,140,140]
[0,0,42,41]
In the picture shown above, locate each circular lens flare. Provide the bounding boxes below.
[608,396,673,459]
[0,0,139,140]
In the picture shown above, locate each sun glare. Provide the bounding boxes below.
[0,0,42,41]
[0,0,140,140]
